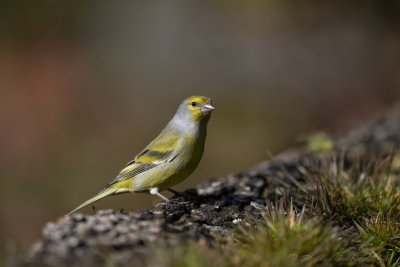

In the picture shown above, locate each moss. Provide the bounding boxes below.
[147,151,400,267]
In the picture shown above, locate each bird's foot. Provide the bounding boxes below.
[150,188,170,202]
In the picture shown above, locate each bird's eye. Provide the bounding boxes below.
[191,102,197,107]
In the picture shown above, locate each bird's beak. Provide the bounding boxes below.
[201,104,215,112]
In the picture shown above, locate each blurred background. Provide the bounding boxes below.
[1,0,400,255]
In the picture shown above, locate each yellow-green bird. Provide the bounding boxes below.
[68,96,214,214]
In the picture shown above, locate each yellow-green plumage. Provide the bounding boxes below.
[68,96,214,214]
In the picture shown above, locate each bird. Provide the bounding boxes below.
[68,96,214,214]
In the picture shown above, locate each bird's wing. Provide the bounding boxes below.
[104,129,181,188]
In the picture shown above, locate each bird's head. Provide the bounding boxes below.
[176,96,215,124]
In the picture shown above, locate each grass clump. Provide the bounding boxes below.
[353,214,400,265]
[148,201,352,267]
[148,150,400,266]
[228,201,349,267]
[314,154,400,225]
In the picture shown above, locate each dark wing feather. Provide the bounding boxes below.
[103,130,181,188]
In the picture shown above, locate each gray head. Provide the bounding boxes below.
[173,96,215,124]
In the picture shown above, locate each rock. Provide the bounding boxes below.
[17,104,400,267]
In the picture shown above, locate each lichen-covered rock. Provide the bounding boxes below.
[22,155,311,267]
[18,104,400,267]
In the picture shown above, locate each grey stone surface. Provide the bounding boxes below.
[17,104,400,266]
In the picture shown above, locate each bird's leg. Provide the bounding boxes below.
[150,188,170,202]
[156,192,170,202]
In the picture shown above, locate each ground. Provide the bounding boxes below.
[14,104,400,266]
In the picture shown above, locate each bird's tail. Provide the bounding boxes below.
[68,187,129,215]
